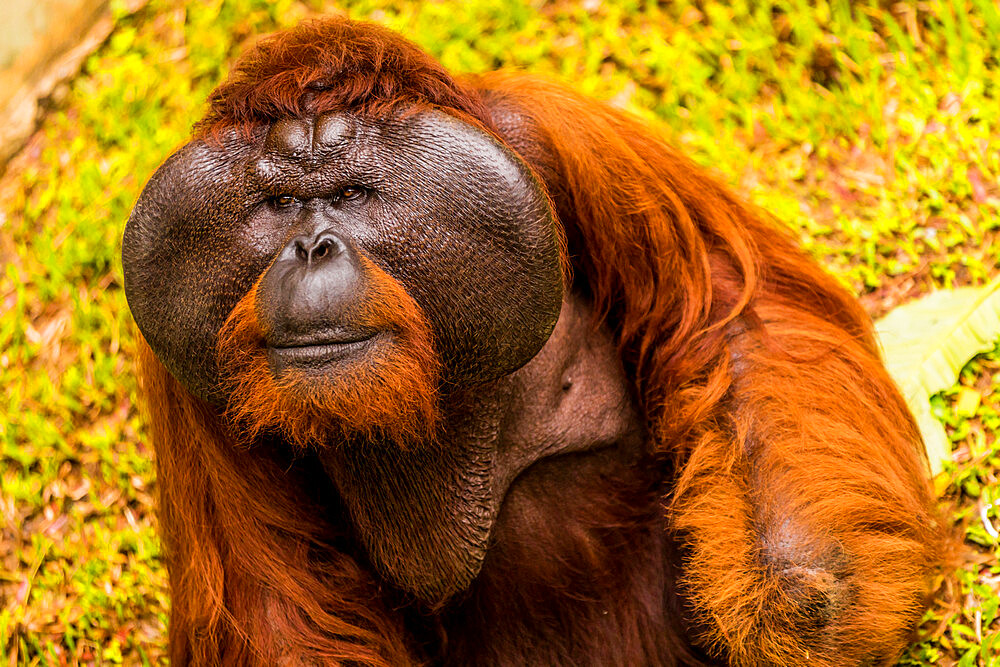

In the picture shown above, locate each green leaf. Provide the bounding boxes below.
[956,386,982,418]
[875,278,1000,474]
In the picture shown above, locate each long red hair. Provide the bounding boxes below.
[139,18,946,665]
[472,73,943,662]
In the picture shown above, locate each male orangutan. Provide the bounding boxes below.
[122,17,947,666]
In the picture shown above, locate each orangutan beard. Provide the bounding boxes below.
[215,261,441,449]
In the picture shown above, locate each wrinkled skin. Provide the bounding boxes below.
[124,111,562,400]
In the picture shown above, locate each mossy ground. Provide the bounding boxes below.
[2,1,998,664]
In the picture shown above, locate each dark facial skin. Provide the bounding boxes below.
[123,111,563,402]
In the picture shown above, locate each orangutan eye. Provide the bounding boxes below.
[274,194,298,208]
[339,186,365,201]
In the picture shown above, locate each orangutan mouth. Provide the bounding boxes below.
[266,330,385,370]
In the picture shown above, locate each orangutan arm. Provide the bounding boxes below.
[670,302,944,666]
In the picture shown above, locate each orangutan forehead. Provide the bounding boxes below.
[263,114,355,157]
[253,113,365,181]
[247,110,530,201]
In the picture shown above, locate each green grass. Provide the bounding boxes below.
[1,0,998,663]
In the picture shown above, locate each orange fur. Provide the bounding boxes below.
[197,19,491,140]
[137,338,415,665]
[218,256,440,449]
[474,73,947,665]
[135,18,949,666]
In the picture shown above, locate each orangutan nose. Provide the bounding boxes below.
[291,231,348,266]
[257,228,366,347]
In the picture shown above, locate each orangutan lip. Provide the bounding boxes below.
[267,331,384,367]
